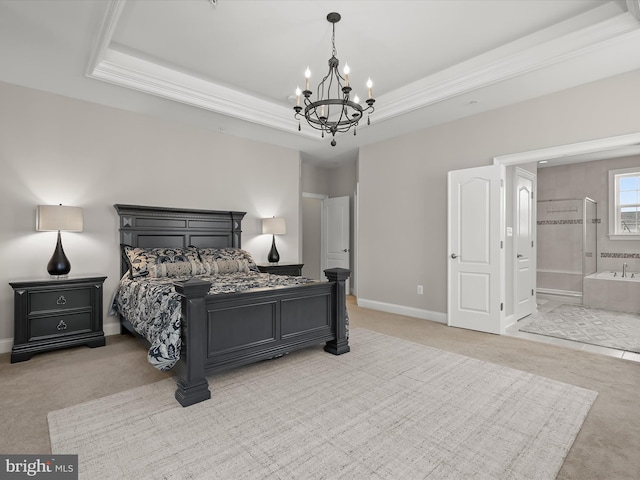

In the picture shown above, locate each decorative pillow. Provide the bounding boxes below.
[206,258,250,275]
[122,245,203,278]
[196,247,259,273]
[148,261,206,278]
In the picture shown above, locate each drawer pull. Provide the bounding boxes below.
[56,295,67,305]
[56,320,68,331]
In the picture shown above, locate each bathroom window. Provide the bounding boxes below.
[609,167,640,239]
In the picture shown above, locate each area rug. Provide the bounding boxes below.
[48,329,597,480]
[521,304,640,353]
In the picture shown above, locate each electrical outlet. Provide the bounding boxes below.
[417,285,423,295]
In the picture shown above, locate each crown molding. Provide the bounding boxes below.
[90,48,309,137]
[376,11,640,122]
[85,0,126,77]
[493,132,640,166]
[87,1,640,136]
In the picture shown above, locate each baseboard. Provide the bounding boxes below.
[0,337,13,355]
[356,298,447,324]
[505,314,516,330]
[104,321,121,336]
[537,289,583,305]
[536,288,582,298]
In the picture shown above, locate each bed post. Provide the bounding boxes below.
[173,278,212,407]
[230,211,244,247]
[323,268,351,355]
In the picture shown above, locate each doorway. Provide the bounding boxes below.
[302,193,354,293]
[448,132,640,335]
[499,133,640,315]
[322,196,351,294]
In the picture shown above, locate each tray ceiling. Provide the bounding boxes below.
[1,0,640,164]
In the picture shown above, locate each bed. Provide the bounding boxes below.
[113,204,350,407]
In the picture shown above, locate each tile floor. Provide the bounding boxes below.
[506,297,640,363]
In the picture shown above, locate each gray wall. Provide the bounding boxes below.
[327,160,357,199]
[0,81,302,347]
[358,68,640,317]
[301,163,330,195]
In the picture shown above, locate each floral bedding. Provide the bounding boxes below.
[113,271,316,370]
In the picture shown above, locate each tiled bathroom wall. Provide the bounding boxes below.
[537,154,640,278]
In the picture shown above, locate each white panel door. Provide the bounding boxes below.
[448,165,505,334]
[514,168,536,320]
[322,196,350,286]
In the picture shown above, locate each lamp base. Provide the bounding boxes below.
[47,231,71,276]
[267,235,280,263]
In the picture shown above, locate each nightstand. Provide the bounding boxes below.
[257,263,304,276]
[10,276,107,363]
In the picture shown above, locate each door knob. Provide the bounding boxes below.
[517,254,523,258]
[450,253,458,259]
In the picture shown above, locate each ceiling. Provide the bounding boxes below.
[1,0,640,166]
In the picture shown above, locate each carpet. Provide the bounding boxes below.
[521,304,640,353]
[48,329,597,480]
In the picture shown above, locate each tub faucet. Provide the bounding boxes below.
[622,262,628,278]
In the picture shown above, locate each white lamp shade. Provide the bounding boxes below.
[262,217,286,235]
[36,205,83,232]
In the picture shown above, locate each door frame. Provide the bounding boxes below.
[493,132,640,326]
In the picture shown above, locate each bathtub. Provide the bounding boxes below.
[587,271,639,281]
[583,271,640,313]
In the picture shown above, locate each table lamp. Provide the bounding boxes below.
[36,204,83,276]
[262,217,286,263]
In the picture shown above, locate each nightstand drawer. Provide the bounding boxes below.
[29,311,92,340]
[257,263,304,276]
[270,266,302,276]
[29,288,92,313]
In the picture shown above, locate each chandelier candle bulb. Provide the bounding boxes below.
[305,67,311,91]
[367,78,373,99]
[344,63,350,86]
[295,87,301,106]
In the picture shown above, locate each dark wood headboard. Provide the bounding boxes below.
[114,204,246,277]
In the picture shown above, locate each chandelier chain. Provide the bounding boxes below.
[331,22,337,58]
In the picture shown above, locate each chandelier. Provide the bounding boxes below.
[294,12,375,147]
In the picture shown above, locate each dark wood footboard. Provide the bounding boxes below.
[173,268,350,407]
[114,204,351,407]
